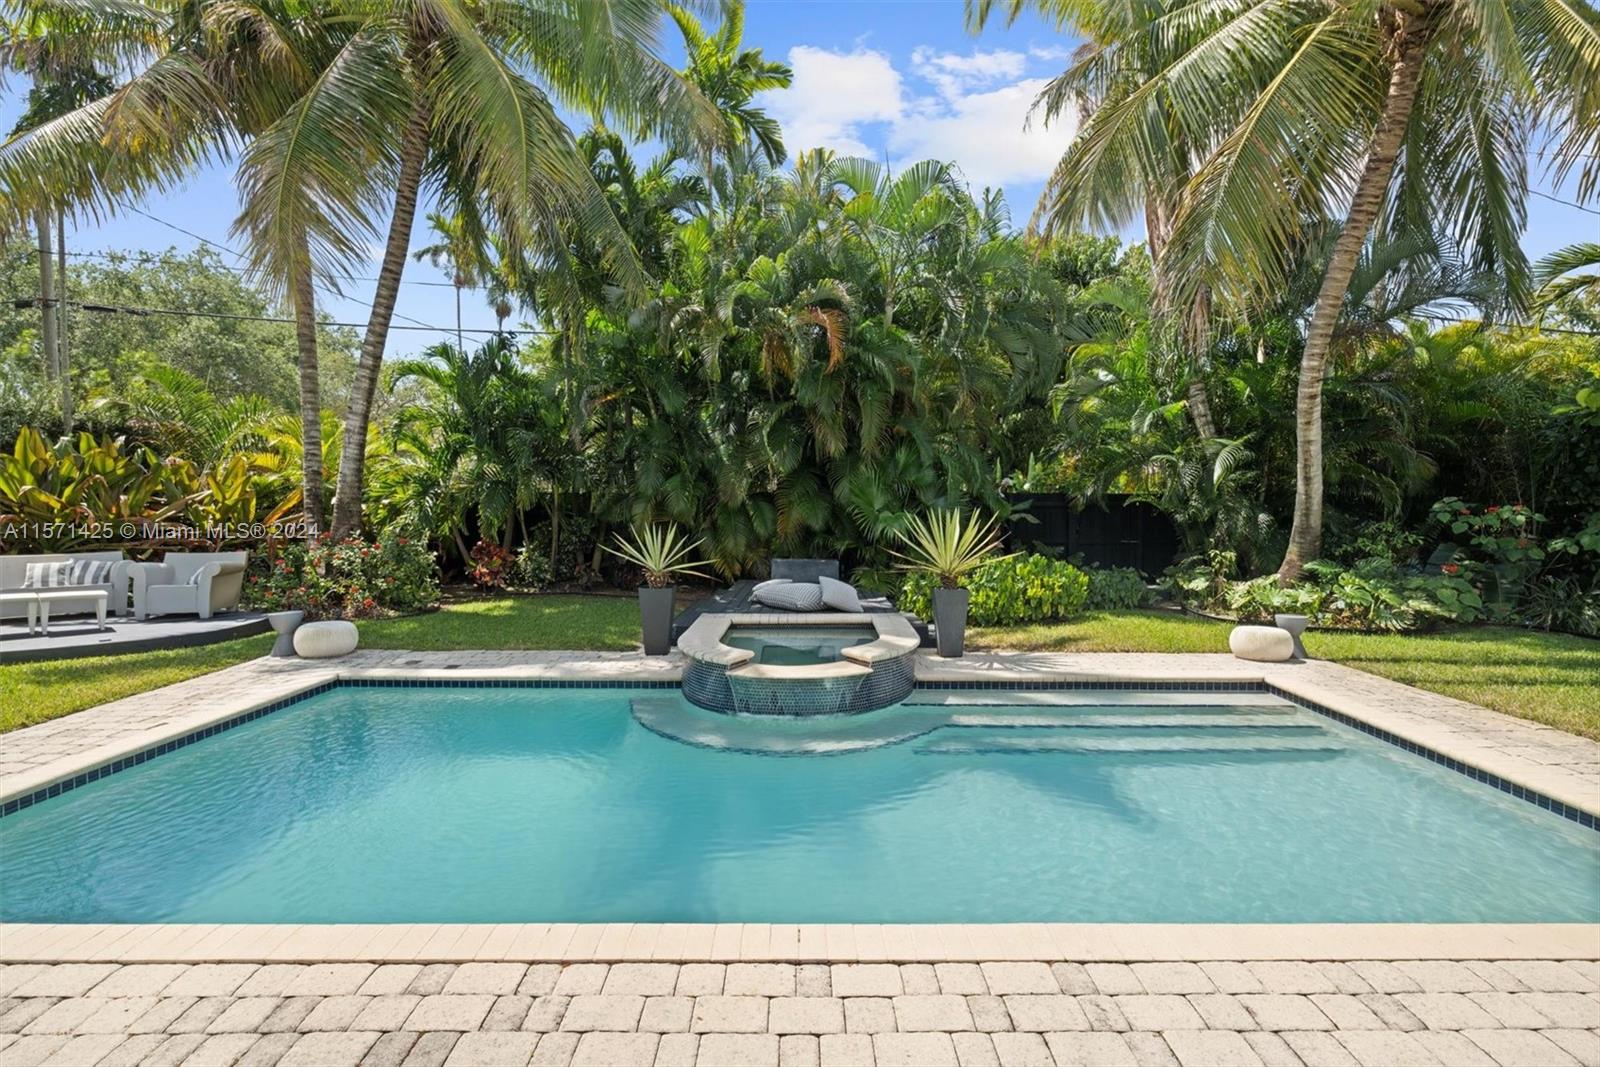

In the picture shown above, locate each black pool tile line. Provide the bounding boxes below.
[1,678,1593,831]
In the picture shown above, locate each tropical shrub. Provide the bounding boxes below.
[245,535,438,619]
[900,554,1089,626]
[469,541,513,589]
[0,427,271,551]
[1083,566,1152,610]
[512,546,553,590]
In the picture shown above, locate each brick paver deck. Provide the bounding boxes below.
[2,960,1598,1065]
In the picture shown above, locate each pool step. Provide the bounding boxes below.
[903,690,1296,709]
[631,698,936,755]
[943,711,1308,730]
[917,732,1346,756]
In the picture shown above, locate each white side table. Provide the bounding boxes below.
[37,589,109,634]
[0,592,40,635]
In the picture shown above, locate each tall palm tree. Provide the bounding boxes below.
[230,0,718,538]
[0,0,350,536]
[668,2,792,167]
[2,0,718,539]
[413,211,489,352]
[974,0,1600,580]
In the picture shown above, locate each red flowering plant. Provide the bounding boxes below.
[245,533,439,619]
[1428,497,1546,618]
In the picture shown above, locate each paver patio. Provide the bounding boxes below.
[2,960,1598,1065]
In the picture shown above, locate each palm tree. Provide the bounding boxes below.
[230,0,718,538]
[0,0,352,536]
[975,0,1600,580]
[3,0,719,540]
[413,211,489,353]
[668,2,792,166]
[1533,242,1600,314]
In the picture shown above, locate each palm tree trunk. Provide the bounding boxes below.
[290,245,324,538]
[330,98,431,539]
[1278,15,1433,582]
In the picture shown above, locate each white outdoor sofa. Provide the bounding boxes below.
[131,551,249,620]
[0,551,132,621]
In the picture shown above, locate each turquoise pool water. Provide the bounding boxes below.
[1,685,1595,923]
[723,626,873,665]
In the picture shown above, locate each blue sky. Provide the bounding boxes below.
[4,2,1594,355]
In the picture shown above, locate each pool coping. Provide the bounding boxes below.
[1,921,1593,964]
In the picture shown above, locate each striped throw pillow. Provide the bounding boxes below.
[752,581,825,611]
[22,561,74,588]
[67,559,114,586]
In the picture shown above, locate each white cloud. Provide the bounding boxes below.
[763,46,903,158]
[890,76,1076,191]
[909,46,1028,102]
[763,45,1076,198]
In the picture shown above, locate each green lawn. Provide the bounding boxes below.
[4,598,1595,741]
[974,610,1600,740]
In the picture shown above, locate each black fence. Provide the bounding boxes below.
[1005,493,1179,578]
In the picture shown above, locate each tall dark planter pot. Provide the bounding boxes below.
[933,586,970,658]
[639,585,677,656]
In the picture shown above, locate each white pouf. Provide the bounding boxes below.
[293,619,359,658]
[1229,624,1294,662]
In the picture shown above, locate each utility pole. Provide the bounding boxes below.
[34,207,59,383]
[57,212,73,432]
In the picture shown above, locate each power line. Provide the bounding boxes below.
[11,296,548,337]
[122,206,456,333]
[51,245,462,288]
[1529,189,1600,216]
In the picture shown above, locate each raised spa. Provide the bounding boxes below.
[678,613,919,714]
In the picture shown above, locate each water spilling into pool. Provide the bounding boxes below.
[1,685,1595,923]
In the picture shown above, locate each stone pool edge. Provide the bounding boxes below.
[1,921,1594,964]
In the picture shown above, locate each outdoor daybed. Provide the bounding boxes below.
[671,558,932,647]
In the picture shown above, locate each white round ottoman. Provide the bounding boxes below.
[1229,624,1295,662]
[293,619,359,659]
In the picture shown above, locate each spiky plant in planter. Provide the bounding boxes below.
[891,510,1012,656]
[604,523,713,654]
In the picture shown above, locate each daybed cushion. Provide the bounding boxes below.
[819,575,863,613]
[753,581,825,611]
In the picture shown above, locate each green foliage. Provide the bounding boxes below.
[0,427,269,552]
[1177,557,1486,632]
[0,247,359,416]
[900,553,1089,626]
[512,545,553,590]
[245,534,439,619]
[1083,566,1152,610]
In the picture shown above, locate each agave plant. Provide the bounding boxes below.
[604,523,714,588]
[890,510,1014,590]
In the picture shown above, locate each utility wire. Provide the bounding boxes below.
[48,246,462,288]
[1529,189,1600,216]
[123,206,456,333]
[10,296,548,337]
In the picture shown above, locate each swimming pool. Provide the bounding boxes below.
[1,684,1595,924]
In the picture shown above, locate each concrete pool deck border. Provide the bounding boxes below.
[1,649,1596,968]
